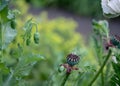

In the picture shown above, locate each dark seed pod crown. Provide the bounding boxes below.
[66,53,80,66]
[110,35,120,49]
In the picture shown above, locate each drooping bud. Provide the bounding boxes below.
[34,32,40,44]
[26,38,31,46]
[11,20,16,29]
[58,65,65,73]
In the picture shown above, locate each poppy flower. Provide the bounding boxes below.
[101,0,120,18]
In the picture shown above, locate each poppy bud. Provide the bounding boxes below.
[58,65,65,72]
[11,20,16,29]
[26,38,31,46]
[34,32,40,44]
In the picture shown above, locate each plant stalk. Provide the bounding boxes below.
[101,70,104,86]
[88,50,112,86]
[0,72,3,86]
[61,73,70,86]
[3,72,13,86]
[100,36,104,86]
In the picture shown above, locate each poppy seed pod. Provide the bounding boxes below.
[110,36,119,46]
[110,35,120,49]
[66,53,80,66]
[106,35,120,49]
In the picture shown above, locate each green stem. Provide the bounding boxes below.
[61,73,70,86]
[3,72,13,86]
[100,36,104,86]
[0,72,3,86]
[88,50,112,86]
[101,70,104,86]
[32,23,38,32]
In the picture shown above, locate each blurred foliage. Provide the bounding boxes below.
[0,0,85,86]
[0,0,120,86]
[26,0,103,18]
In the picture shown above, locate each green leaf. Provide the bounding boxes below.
[17,79,28,86]
[110,61,120,85]
[110,74,120,86]
[0,0,9,11]
[7,10,15,19]
[0,62,9,74]
[0,6,8,23]
[0,23,2,50]
[13,54,44,78]
[112,63,120,78]
[26,53,45,62]
[2,22,17,49]
[7,10,20,19]
[92,20,109,38]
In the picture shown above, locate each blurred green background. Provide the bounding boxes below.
[1,0,120,86]
[25,0,102,18]
[10,0,120,37]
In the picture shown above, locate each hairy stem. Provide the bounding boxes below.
[88,50,112,86]
[61,73,70,86]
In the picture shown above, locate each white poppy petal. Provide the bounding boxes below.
[108,0,120,13]
[101,0,116,14]
[117,0,120,11]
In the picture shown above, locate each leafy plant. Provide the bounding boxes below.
[0,1,44,86]
[1,0,120,86]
